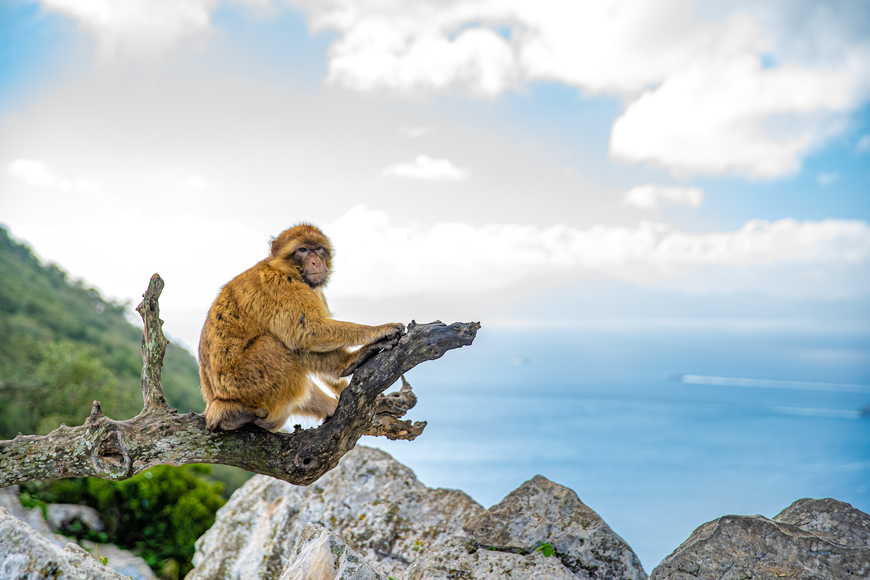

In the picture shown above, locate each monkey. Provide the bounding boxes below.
[198,224,405,432]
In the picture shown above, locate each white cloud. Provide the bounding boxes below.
[296,0,870,178]
[609,55,860,177]
[816,172,839,186]
[399,124,435,139]
[858,134,870,152]
[380,155,469,181]
[622,184,703,211]
[8,159,104,194]
[39,0,216,60]
[324,205,870,299]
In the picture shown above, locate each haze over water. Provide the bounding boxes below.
[368,322,870,572]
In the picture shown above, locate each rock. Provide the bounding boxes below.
[403,534,581,580]
[413,474,647,580]
[650,498,870,580]
[79,540,159,580]
[47,503,105,534]
[278,523,388,580]
[0,484,54,535]
[773,497,870,549]
[0,505,127,579]
[0,485,156,580]
[189,445,484,580]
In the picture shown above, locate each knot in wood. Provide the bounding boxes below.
[90,427,131,480]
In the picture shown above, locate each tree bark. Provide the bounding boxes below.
[0,274,479,487]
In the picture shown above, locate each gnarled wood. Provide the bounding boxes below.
[0,274,479,487]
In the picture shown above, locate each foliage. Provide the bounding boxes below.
[0,226,204,438]
[22,464,226,579]
[536,542,556,557]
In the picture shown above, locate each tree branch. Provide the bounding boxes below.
[0,274,479,487]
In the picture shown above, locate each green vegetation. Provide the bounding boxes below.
[536,542,556,557]
[0,227,204,436]
[23,465,225,579]
[0,227,250,577]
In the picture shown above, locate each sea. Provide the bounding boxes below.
[361,320,870,573]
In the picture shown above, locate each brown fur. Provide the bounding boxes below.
[198,224,404,432]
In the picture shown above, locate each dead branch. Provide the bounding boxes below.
[0,274,479,487]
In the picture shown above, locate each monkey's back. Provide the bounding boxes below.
[199,263,272,402]
[198,261,330,404]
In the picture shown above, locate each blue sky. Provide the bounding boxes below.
[1,0,869,348]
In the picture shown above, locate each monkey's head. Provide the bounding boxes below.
[268,224,333,288]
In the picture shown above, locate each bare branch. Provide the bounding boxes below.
[0,274,479,487]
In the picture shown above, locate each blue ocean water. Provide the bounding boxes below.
[364,320,870,573]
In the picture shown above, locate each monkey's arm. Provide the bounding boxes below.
[269,296,404,353]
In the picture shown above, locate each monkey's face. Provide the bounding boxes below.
[293,244,330,287]
[268,224,333,286]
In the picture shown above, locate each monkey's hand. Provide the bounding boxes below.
[378,323,406,348]
[340,324,405,377]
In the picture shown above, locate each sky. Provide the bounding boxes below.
[2,0,870,350]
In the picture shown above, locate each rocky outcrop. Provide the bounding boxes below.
[404,474,647,580]
[651,498,870,580]
[190,445,485,580]
[279,523,387,580]
[0,505,127,580]
[0,484,156,580]
[189,446,646,580]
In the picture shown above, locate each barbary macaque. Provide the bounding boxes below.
[198,224,404,431]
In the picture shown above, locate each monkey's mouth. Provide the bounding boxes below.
[304,271,327,286]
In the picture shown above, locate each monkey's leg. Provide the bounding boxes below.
[210,336,310,431]
[296,383,339,420]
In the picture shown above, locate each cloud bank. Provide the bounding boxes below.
[324,205,870,299]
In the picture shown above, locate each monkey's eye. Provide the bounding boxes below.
[297,248,309,254]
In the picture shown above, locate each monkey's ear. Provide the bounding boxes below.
[270,238,279,256]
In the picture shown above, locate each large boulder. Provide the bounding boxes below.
[405,474,647,580]
[189,445,485,580]
[278,523,387,580]
[0,505,127,580]
[650,498,870,580]
[191,449,646,580]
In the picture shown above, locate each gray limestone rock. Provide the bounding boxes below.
[773,497,870,549]
[650,498,870,580]
[0,505,127,580]
[0,484,54,535]
[402,534,581,580]
[189,445,484,580]
[0,484,156,580]
[460,474,647,580]
[278,523,387,580]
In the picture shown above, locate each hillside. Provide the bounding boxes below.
[0,226,204,437]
